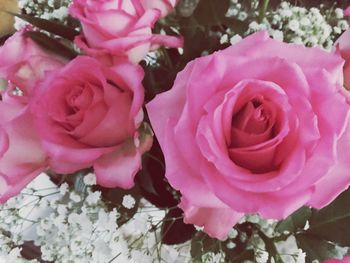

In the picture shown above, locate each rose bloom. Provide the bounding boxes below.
[70,0,182,64]
[31,56,152,189]
[0,27,65,102]
[0,30,64,202]
[147,31,350,239]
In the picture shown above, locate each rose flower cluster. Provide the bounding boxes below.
[2,0,350,242]
[0,0,180,201]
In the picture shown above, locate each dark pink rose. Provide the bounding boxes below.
[0,30,64,202]
[31,56,152,189]
[70,0,183,64]
[147,31,350,239]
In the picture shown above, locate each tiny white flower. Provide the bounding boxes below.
[335,8,344,19]
[83,173,96,186]
[334,26,341,35]
[280,9,293,18]
[249,21,259,31]
[59,183,69,195]
[296,249,306,263]
[338,20,349,31]
[256,250,269,263]
[70,192,81,203]
[238,11,248,21]
[271,30,284,41]
[220,34,229,44]
[228,229,238,239]
[230,34,243,45]
[122,195,136,209]
[288,20,300,31]
[300,17,310,27]
[86,191,101,205]
[226,241,236,249]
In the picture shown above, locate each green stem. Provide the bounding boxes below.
[258,0,270,23]
[257,229,284,263]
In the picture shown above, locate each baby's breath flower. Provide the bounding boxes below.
[122,195,136,209]
[83,173,96,186]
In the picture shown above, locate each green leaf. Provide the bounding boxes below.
[230,249,255,263]
[275,206,312,234]
[306,188,350,246]
[8,12,79,41]
[191,232,221,262]
[161,208,196,245]
[296,233,347,263]
[24,31,78,60]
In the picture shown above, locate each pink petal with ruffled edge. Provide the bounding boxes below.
[179,197,243,240]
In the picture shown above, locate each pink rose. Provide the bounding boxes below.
[0,102,47,203]
[147,31,350,240]
[0,31,64,202]
[325,255,350,263]
[69,0,183,64]
[0,28,65,102]
[31,56,152,189]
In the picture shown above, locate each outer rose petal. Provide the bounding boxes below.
[179,198,243,240]
[0,168,45,203]
[308,116,350,208]
[324,255,350,263]
[222,31,344,86]
[344,7,350,16]
[0,106,47,203]
[94,131,153,189]
[336,28,350,89]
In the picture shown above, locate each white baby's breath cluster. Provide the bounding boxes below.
[0,173,192,263]
[15,0,71,30]
[226,0,256,22]
[221,1,349,50]
[248,1,348,50]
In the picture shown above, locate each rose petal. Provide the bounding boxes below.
[179,197,243,240]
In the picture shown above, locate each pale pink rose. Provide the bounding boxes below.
[31,56,152,189]
[0,30,64,202]
[147,31,350,240]
[69,0,183,64]
[0,28,65,103]
[325,255,350,263]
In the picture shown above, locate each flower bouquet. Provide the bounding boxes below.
[1,0,350,262]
